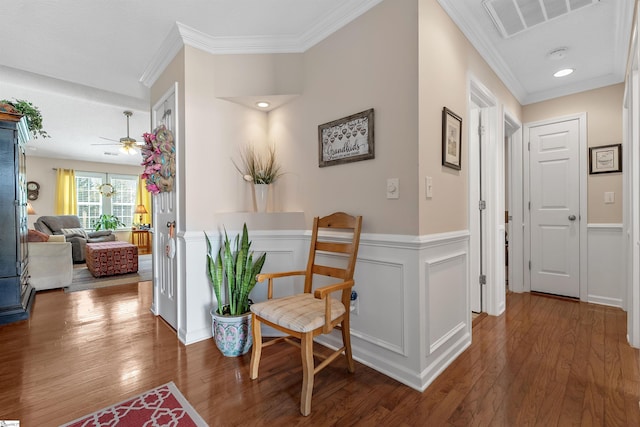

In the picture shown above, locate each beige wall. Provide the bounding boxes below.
[153,0,524,236]
[522,83,624,223]
[269,0,420,234]
[418,0,522,235]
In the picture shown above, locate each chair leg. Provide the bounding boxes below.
[342,317,355,373]
[300,332,314,416]
[249,314,262,380]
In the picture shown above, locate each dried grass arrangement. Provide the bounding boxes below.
[233,144,282,184]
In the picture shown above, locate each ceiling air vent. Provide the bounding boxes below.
[482,0,600,38]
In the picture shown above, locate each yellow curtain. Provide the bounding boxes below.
[136,177,152,226]
[55,168,77,215]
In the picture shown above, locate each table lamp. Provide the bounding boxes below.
[134,204,148,224]
[27,202,36,215]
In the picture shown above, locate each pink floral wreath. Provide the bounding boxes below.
[140,124,175,194]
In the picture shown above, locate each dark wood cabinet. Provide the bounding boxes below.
[0,113,34,325]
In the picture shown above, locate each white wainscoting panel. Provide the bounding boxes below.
[419,231,471,391]
[349,256,407,355]
[426,251,468,354]
[587,224,624,308]
[178,229,306,344]
[178,226,471,393]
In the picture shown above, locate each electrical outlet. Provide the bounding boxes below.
[350,290,359,315]
[350,298,359,315]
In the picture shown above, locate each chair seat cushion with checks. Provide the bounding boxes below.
[251,293,346,333]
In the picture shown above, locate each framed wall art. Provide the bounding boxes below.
[318,108,374,167]
[589,143,622,174]
[442,107,462,170]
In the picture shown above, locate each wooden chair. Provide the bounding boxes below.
[249,212,363,416]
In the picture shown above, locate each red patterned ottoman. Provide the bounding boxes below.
[85,241,139,277]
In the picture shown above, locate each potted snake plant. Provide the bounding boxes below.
[205,223,266,356]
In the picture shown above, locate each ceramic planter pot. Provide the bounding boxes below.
[210,309,253,357]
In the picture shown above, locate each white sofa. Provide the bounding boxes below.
[28,236,73,290]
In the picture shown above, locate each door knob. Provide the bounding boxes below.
[568,215,577,221]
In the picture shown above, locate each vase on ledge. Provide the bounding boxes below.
[254,183,269,212]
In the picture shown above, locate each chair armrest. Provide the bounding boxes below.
[313,280,354,299]
[256,270,306,282]
[256,270,306,299]
[313,279,354,334]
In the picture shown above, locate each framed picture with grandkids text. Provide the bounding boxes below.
[318,109,375,167]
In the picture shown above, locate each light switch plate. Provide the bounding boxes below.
[604,192,615,204]
[425,176,433,198]
[387,178,399,199]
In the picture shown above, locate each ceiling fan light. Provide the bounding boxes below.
[120,145,137,155]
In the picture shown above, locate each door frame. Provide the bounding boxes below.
[623,54,640,348]
[468,76,505,316]
[504,111,523,293]
[522,113,588,300]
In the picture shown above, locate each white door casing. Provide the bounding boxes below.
[468,76,504,316]
[469,108,482,313]
[528,118,581,298]
[504,111,523,294]
[151,83,179,330]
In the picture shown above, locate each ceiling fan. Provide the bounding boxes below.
[92,110,143,155]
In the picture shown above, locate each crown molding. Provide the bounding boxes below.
[613,0,635,77]
[298,0,385,50]
[522,73,624,105]
[140,0,383,89]
[139,23,185,88]
[437,0,527,104]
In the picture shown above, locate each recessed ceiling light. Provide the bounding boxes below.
[256,101,270,108]
[554,68,574,78]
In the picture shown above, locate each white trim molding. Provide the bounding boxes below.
[177,224,471,392]
[587,223,625,308]
[140,0,384,89]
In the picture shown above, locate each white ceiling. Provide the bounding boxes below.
[439,0,634,104]
[0,0,633,166]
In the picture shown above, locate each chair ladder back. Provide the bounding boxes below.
[303,212,362,294]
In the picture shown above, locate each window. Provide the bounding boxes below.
[76,172,138,229]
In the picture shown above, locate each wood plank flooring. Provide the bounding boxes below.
[0,284,638,426]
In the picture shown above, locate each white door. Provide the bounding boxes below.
[152,85,178,329]
[529,119,580,298]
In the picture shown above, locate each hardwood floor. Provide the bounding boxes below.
[0,284,638,426]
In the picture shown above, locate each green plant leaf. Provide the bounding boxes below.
[207,223,267,316]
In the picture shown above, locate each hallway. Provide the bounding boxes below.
[0,284,638,425]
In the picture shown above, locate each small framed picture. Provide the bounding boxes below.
[442,107,462,170]
[318,109,374,167]
[589,144,622,174]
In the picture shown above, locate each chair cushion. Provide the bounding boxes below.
[250,293,346,333]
